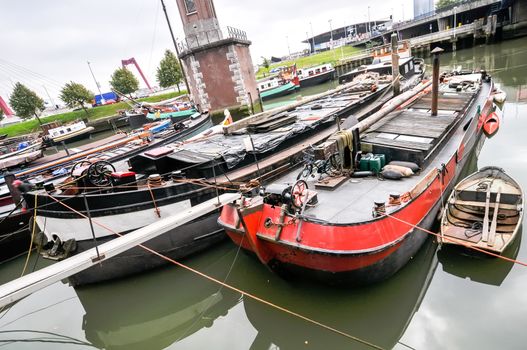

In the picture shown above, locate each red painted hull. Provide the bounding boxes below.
[219,85,494,285]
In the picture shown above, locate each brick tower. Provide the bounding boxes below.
[175,0,258,112]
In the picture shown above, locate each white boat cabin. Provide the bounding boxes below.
[48,121,88,139]
[297,64,334,80]
[257,77,282,93]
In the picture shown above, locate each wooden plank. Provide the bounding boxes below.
[488,187,502,247]
[373,124,446,138]
[362,135,432,151]
[452,199,518,211]
[315,176,349,190]
[411,94,472,111]
[481,186,491,242]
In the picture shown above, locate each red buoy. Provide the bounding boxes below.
[483,112,500,137]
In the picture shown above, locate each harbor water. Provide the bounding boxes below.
[1,36,527,349]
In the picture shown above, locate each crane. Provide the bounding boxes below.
[121,57,153,91]
[0,96,14,116]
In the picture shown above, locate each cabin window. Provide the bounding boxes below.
[60,130,65,134]
[298,70,302,75]
[67,128,71,132]
[404,65,409,74]
[409,61,414,69]
[322,67,327,72]
[268,83,271,88]
[315,69,321,74]
[184,0,197,14]
[309,71,314,76]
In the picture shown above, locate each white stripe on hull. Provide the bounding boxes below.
[36,199,191,242]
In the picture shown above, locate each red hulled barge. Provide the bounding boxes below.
[219,66,496,285]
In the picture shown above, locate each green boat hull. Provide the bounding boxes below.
[260,82,299,101]
[147,109,197,120]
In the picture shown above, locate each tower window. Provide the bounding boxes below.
[184,0,197,14]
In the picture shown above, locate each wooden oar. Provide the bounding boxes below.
[481,185,491,242]
[488,186,502,247]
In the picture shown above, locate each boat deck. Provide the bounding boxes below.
[272,81,490,224]
[361,90,475,166]
[133,82,393,172]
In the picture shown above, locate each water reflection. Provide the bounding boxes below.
[75,246,241,350]
[242,238,439,350]
[437,230,521,287]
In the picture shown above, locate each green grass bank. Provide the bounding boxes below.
[0,91,186,137]
[256,46,360,79]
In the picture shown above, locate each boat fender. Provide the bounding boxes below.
[388,161,420,172]
[380,169,403,180]
[351,171,373,178]
[382,164,414,177]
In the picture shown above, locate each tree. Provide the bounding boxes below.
[109,67,139,98]
[436,0,460,10]
[60,81,93,115]
[156,50,182,92]
[0,108,4,122]
[9,82,45,124]
[262,57,270,69]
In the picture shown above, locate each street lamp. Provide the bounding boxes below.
[328,19,333,50]
[453,6,457,40]
[368,6,371,37]
[87,60,104,104]
[310,21,316,54]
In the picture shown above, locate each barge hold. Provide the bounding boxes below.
[23,70,423,286]
[219,69,496,285]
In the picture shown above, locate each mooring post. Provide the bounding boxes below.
[61,141,70,156]
[391,33,400,96]
[431,47,444,117]
[211,160,221,206]
[82,193,103,263]
[257,89,264,113]
[247,92,255,115]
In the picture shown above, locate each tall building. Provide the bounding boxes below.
[175,0,257,112]
[414,0,435,18]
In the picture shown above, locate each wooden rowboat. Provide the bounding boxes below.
[440,166,523,255]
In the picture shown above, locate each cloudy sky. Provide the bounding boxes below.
[0,0,413,105]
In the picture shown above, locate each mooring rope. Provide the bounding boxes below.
[20,194,38,277]
[44,193,385,350]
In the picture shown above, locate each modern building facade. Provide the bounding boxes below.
[414,0,435,19]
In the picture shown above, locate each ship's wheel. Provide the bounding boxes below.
[86,161,115,187]
[291,180,308,209]
[70,160,93,177]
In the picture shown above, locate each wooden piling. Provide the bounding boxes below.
[391,34,400,97]
[431,47,444,117]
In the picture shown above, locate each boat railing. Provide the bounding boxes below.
[178,26,249,54]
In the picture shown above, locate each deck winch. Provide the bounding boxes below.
[261,183,293,207]
[69,160,119,189]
